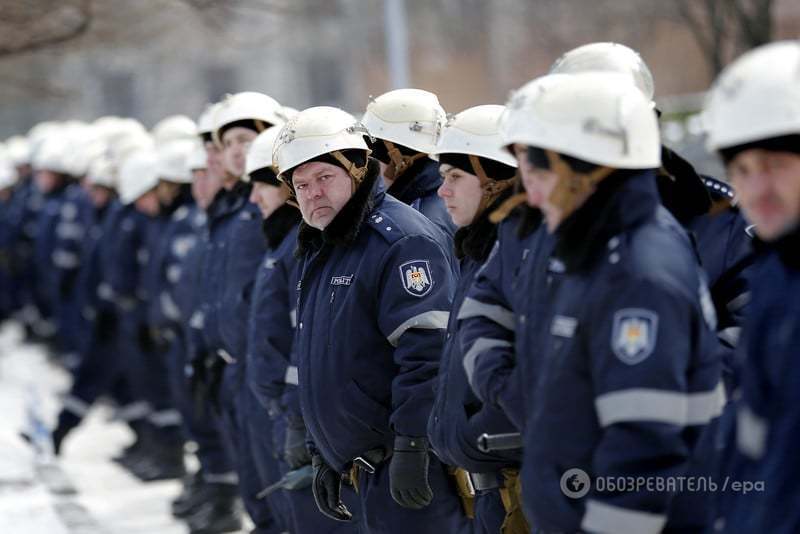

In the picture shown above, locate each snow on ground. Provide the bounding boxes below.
[0,322,194,534]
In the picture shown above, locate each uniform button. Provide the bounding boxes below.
[609,252,620,264]
[446,333,451,339]
[299,322,303,330]
[608,236,620,250]
[519,315,526,324]
[386,226,392,231]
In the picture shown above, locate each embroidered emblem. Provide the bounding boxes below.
[399,260,433,297]
[611,308,658,365]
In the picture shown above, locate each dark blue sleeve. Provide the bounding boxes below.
[375,234,456,437]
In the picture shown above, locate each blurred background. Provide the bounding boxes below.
[1,0,798,174]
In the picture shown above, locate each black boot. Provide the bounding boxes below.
[131,440,186,482]
[186,484,243,534]
[172,471,208,518]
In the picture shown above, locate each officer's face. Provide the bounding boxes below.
[514,144,562,231]
[727,149,800,241]
[292,161,353,230]
[249,181,289,219]
[204,141,226,181]
[192,168,222,210]
[34,169,62,194]
[89,185,112,208]
[221,127,258,179]
[134,188,160,217]
[437,164,483,227]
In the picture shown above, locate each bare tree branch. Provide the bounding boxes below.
[0,0,92,58]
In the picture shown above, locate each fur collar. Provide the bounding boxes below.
[387,158,441,204]
[555,170,659,272]
[262,203,302,249]
[296,158,382,256]
[454,190,513,261]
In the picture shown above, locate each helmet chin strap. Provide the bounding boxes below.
[469,154,517,218]
[545,149,613,220]
[383,140,427,181]
[330,150,369,189]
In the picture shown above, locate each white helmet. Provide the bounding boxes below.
[245,126,283,180]
[432,105,517,168]
[704,40,800,152]
[33,136,73,174]
[118,149,159,204]
[86,156,117,190]
[152,115,198,145]
[156,139,197,184]
[212,92,285,146]
[361,88,445,154]
[197,102,221,138]
[549,42,655,102]
[111,132,155,171]
[186,141,208,172]
[0,154,16,190]
[273,106,370,184]
[501,72,661,169]
[5,136,31,166]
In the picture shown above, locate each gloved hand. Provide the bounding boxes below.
[311,454,352,522]
[284,419,311,469]
[94,309,117,342]
[389,435,433,509]
[53,410,81,455]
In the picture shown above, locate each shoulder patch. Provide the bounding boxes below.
[367,211,405,244]
[611,308,658,365]
[399,260,433,297]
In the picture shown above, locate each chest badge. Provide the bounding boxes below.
[611,308,659,365]
[399,260,433,297]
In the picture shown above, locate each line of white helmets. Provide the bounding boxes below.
[2,39,797,200]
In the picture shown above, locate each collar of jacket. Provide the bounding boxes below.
[162,185,193,216]
[209,180,252,219]
[554,169,660,272]
[657,145,711,225]
[386,158,441,205]
[752,224,800,271]
[262,203,302,249]
[296,158,382,256]
[454,189,514,261]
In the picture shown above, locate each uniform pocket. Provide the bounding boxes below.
[343,379,391,437]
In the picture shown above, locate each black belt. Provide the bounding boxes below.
[352,448,387,474]
[469,471,501,491]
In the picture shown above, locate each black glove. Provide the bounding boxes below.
[53,410,81,455]
[94,309,118,342]
[284,419,311,469]
[389,435,433,509]
[205,355,226,410]
[311,454,352,522]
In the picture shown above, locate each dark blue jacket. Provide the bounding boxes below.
[146,191,197,333]
[460,206,550,431]
[721,229,800,534]
[51,184,93,300]
[519,172,723,533]
[387,158,455,239]
[295,161,457,471]
[195,182,267,367]
[33,183,70,320]
[427,195,521,474]
[246,205,302,411]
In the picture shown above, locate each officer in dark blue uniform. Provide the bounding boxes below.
[0,164,18,322]
[172,125,243,534]
[244,126,359,533]
[30,138,75,343]
[424,105,524,533]
[189,91,290,534]
[274,106,468,534]
[49,160,123,455]
[704,41,800,534]
[509,73,723,533]
[361,89,455,238]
